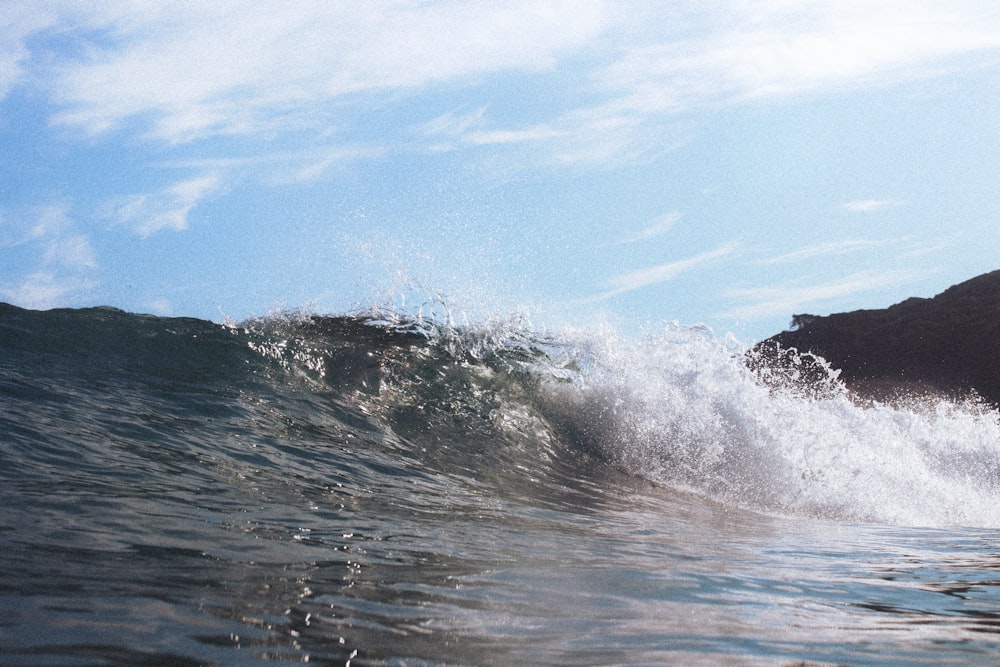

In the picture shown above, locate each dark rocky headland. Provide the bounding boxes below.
[750,270,1000,407]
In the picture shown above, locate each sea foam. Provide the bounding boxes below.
[536,321,1000,528]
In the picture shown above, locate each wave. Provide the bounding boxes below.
[2,302,998,528]
[538,323,1000,527]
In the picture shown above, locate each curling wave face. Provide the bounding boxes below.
[234,307,1000,528]
[2,301,997,531]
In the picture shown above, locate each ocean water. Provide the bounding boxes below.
[1,302,998,666]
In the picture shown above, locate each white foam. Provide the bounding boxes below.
[539,322,1000,528]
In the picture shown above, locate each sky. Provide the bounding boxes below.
[3,1,1000,342]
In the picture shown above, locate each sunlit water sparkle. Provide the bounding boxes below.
[1,303,998,665]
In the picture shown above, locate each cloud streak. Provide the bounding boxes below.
[723,269,921,321]
[756,239,891,265]
[555,1,1000,163]
[0,271,96,310]
[588,242,738,302]
[0,5,59,99]
[9,2,996,163]
[594,2,1000,109]
[610,212,681,246]
[41,2,605,143]
[0,205,97,309]
[108,174,221,237]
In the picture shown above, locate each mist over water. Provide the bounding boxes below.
[1,301,999,665]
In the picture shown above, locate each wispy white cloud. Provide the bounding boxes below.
[418,106,566,154]
[593,2,1000,111]
[108,173,221,236]
[465,125,567,146]
[419,107,489,138]
[756,239,890,265]
[23,206,97,270]
[723,269,921,320]
[552,1,1000,164]
[610,212,681,246]
[40,1,606,142]
[0,205,97,270]
[400,1,1000,168]
[145,298,173,316]
[284,146,385,184]
[0,205,98,308]
[0,271,95,310]
[588,242,738,302]
[157,144,383,185]
[0,5,59,99]
[7,1,998,172]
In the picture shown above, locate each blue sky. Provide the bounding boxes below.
[3,1,1000,342]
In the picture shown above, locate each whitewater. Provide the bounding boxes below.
[1,302,998,665]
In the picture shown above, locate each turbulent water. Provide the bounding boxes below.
[1,302,999,666]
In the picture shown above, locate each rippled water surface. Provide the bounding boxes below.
[1,304,998,665]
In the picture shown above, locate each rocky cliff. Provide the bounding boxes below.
[751,270,1000,406]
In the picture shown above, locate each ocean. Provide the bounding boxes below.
[1,302,998,666]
